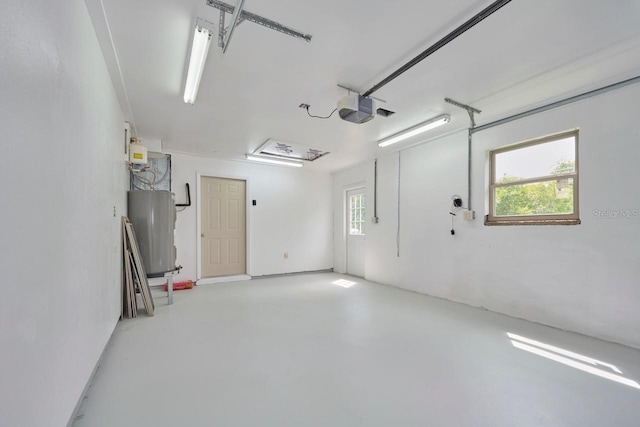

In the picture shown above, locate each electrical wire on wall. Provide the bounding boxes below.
[304,105,337,119]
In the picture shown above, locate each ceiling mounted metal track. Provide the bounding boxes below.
[362,0,512,97]
[206,0,312,51]
[221,0,245,53]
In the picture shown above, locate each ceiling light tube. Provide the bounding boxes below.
[378,114,451,147]
[183,25,213,104]
[245,154,304,168]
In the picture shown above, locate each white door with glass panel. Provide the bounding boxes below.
[201,176,246,278]
[346,188,365,278]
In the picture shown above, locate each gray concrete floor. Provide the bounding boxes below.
[73,272,640,427]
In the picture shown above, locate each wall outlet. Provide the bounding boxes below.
[463,210,475,220]
[371,217,379,224]
[284,252,288,260]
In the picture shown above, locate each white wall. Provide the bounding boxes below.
[332,161,370,273]
[334,83,640,349]
[0,1,128,426]
[332,158,401,286]
[167,152,333,280]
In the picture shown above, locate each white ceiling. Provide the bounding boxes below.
[87,0,640,172]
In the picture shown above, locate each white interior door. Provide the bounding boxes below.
[201,176,246,278]
[346,188,365,278]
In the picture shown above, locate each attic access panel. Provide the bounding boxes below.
[255,139,329,162]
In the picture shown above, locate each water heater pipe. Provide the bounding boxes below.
[176,183,191,207]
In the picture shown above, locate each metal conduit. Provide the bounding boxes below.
[460,74,640,215]
[397,152,401,258]
[472,75,640,134]
[373,159,378,222]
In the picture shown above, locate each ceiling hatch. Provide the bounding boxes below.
[255,139,329,162]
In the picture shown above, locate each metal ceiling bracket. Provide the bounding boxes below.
[196,17,216,34]
[222,0,245,53]
[445,97,481,127]
[217,10,225,48]
[337,84,387,104]
[207,0,312,51]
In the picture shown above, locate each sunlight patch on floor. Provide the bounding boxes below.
[331,279,357,288]
[508,333,640,390]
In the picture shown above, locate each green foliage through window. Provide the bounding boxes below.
[495,161,575,216]
[489,130,579,222]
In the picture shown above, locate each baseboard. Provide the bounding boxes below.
[250,269,334,280]
[66,320,118,427]
[197,269,335,285]
[197,274,251,285]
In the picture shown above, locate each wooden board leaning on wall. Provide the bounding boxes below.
[121,216,155,318]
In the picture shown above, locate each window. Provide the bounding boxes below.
[487,130,580,225]
[349,194,366,235]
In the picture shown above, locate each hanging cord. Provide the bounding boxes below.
[305,105,337,119]
[449,195,464,235]
[451,213,456,235]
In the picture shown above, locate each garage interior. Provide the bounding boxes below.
[1,1,640,426]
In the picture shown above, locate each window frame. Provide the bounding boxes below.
[486,129,580,226]
[349,193,366,235]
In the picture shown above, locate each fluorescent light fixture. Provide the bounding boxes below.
[183,25,213,104]
[378,114,450,147]
[245,154,304,168]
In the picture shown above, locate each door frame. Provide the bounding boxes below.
[196,172,252,284]
[342,182,366,276]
